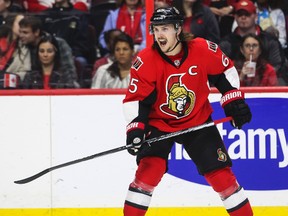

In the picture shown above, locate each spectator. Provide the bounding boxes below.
[89,0,117,57]
[91,33,134,89]
[41,3,91,57]
[203,0,237,38]
[234,33,278,86]
[0,14,24,71]
[18,15,79,85]
[40,0,93,87]
[22,33,79,89]
[255,0,287,49]
[219,0,286,84]
[0,0,25,25]
[281,0,288,60]
[172,0,221,44]
[92,28,123,78]
[98,0,146,53]
[0,14,31,82]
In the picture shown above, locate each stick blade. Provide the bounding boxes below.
[14,169,50,184]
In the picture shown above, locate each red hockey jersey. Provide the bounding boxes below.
[123,38,238,132]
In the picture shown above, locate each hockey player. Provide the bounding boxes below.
[122,6,253,216]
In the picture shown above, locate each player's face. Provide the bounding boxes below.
[153,24,181,55]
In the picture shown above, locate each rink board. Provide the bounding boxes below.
[0,88,287,216]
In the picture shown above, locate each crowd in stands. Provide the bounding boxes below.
[0,0,288,89]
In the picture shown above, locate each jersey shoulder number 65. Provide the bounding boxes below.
[129,78,139,93]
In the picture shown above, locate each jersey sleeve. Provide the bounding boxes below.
[123,48,158,124]
[198,39,240,93]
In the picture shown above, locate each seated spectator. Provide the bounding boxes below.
[40,0,91,59]
[234,33,278,86]
[0,14,24,71]
[172,0,221,44]
[203,0,237,38]
[40,0,92,86]
[89,0,117,53]
[22,33,79,89]
[91,33,134,89]
[255,0,287,49]
[219,0,287,85]
[0,0,25,25]
[98,0,146,54]
[18,15,79,85]
[0,14,31,81]
[92,28,123,78]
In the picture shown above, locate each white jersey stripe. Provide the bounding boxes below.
[123,101,140,124]
[224,66,240,89]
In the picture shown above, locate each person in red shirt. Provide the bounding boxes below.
[0,14,24,72]
[98,0,146,53]
[122,6,253,216]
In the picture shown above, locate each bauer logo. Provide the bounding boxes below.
[167,97,288,190]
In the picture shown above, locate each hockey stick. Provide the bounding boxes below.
[14,116,232,184]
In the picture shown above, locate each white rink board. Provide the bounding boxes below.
[0,94,287,209]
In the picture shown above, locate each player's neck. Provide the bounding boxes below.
[166,42,182,56]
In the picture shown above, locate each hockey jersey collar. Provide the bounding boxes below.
[156,41,188,68]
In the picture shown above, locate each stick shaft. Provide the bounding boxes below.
[14,116,232,184]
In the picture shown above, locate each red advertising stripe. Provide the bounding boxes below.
[0,87,287,96]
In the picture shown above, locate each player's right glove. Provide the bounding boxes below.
[126,122,146,156]
[221,89,252,129]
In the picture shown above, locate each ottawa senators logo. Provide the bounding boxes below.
[217,148,227,162]
[160,74,195,118]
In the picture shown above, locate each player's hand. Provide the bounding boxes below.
[126,122,146,155]
[221,90,252,129]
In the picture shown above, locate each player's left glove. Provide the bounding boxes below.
[221,89,252,129]
[126,121,146,156]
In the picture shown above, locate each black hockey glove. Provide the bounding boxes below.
[221,90,252,129]
[126,122,146,156]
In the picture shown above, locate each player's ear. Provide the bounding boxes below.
[176,26,182,36]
